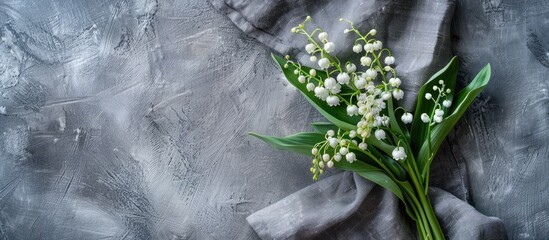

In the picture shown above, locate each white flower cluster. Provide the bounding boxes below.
[420,80,452,125]
[309,129,367,180]
[288,17,415,178]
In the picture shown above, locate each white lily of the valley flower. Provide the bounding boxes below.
[326,95,340,106]
[393,89,404,100]
[324,77,337,89]
[346,130,356,139]
[364,43,374,52]
[365,69,377,79]
[434,115,443,123]
[401,113,413,124]
[347,105,358,116]
[346,63,357,73]
[385,56,395,65]
[327,161,334,168]
[435,109,444,117]
[443,100,452,108]
[324,42,335,53]
[318,32,328,42]
[334,153,342,162]
[389,77,401,87]
[375,129,386,140]
[353,44,363,53]
[310,55,318,62]
[305,43,316,54]
[354,77,366,89]
[425,93,432,100]
[318,58,330,69]
[322,154,330,162]
[328,137,338,148]
[360,56,372,66]
[337,72,350,84]
[314,86,329,100]
[345,152,356,163]
[373,41,383,51]
[392,147,406,161]
[382,91,392,100]
[339,147,348,155]
[309,69,316,76]
[298,75,306,83]
[306,83,315,91]
[421,113,430,123]
[358,142,368,150]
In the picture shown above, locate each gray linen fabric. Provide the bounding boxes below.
[210,0,509,239]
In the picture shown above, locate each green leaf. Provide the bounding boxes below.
[272,54,360,130]
[410,57,459,155]
[335,160,405,201]
[249,132,325,156]
[335,160,414,219]
[310,122,338,133]
[417,63,491,177]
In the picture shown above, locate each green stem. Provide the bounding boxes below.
[402,185,431,239]
[407,161,445,240]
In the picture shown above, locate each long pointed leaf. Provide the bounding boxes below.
[249,132,324,156]
[310,122,338,133]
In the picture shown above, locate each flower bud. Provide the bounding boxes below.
[421,113,430,123]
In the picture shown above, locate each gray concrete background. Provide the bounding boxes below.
[0,0,547,239]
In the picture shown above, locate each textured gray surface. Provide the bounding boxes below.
[0,0,308,239]
[0,0,547,239]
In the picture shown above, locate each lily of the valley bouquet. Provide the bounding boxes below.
[251,17,490,240]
